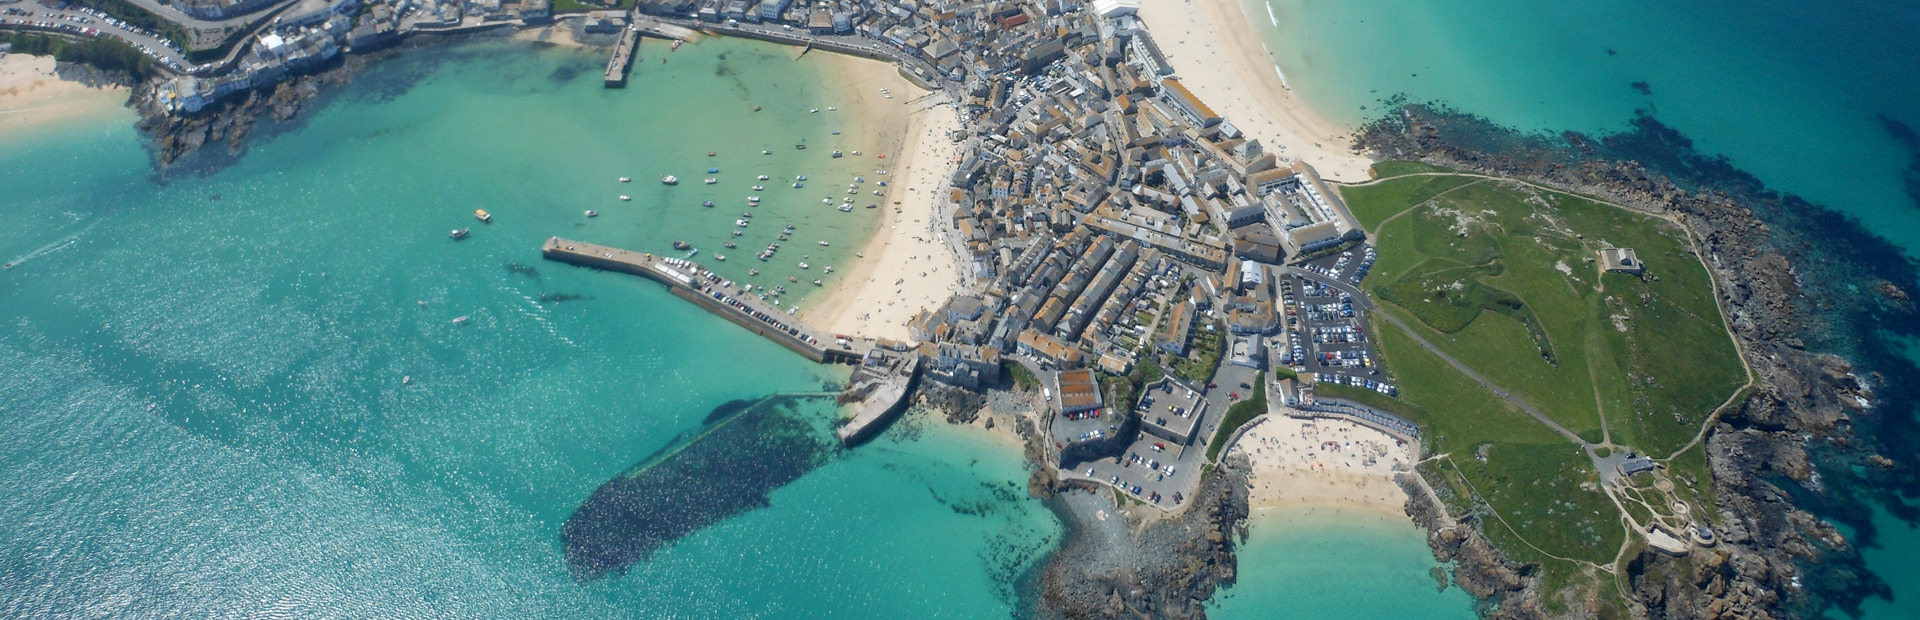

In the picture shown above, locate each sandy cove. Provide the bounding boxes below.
[1227,413,1413,515]
[1135,0,1374,182]
[799,58,962,343]
[0,55,128,137]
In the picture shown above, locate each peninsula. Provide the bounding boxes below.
[4,0,1894,619]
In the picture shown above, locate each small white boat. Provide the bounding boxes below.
[874,190,883,196]
[831,150,843,158]
[619,176,631,183]
[704,178,718,185]
[449,228,469,239]
[797,175,808,181]
[856,252,865,258]
[821,198,833,205]
[798,262,810,269]
[752,185,765,192]
[762,149,772,155]
[474,209,491,223]
[620,195,632,201]
[824,266,834,273]
[748,196,762,203]
[818,240,829,246]
[813,279,823,286]
[838,204,854,212]
[661,175,678,185]
[827,106,837,111]
[737,219,750,227]
[715,254,726,261]
[810,108,819,113]
[585,210,599,217]
[758,174,770,181]
[851,150,861,156]
[452,316,470,325]
[855,176,865,183]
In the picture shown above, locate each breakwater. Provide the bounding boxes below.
[541,237,869,364]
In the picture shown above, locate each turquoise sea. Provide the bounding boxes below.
[0,37,1483,618]
[1208,509,1478,620]
[0,39,1065,617]
[1245,0,1920,615]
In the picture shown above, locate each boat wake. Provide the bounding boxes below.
[3,221,96,271]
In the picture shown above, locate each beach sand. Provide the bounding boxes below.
[0,55,128,138]
[1229,414,1413,516]
[1134,0,1376,182]
[799,55,962,343]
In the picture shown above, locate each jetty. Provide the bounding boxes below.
[836,350,919,445]
[604,26,639,87]
[543,237,869,363]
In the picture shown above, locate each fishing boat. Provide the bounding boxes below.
[758,174,770,181]
[874,189,883,196]
[474,209,491,223]
[831,150,843,158]
[748,196,761,204]
[809,108,819,113]
[672,39,684,50]
[793,182,804,188]
[866,203,877,209]
[797,175,808,181]
[795,144,806,150]
[672,240,692,250]
[753,105,761,111]
[762,149,772,155]
[619,176,631,183]
[777,233,788,241]
[715,254,726,261]
[724,241,737,248]
[452,316,469,325]
[703,200,715,207]
[741,212,753,218]
[620,195,632,201]
[707,167,720,174]
[736,219,750,227]
[752,185,764,191]
[856,252,864,258]
[661,175,678,185]
[838,204,854,212]
[749,268,759,275]
[788,275,798,282]
[798,262,810,269]
[707,152,717,157]
[783,224,795,233]
[855,176,865,183]
[732,230,744,237]
[704,178,718,184]
[827,106,837,111]
[878,180,887,187]
[686,248,698,258]
[775,285,786,294]
[821,198,833,205]
[817,240,829,246]
[585,210,598,217]
[851,150,861,156]
[813,279,823,286]
[824,266,834,273]
[449,228,470,240]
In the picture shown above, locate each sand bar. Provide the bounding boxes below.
[1134,0,1374,182]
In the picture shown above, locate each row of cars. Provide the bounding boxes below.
[1321,372,1397,397]
[4,6,189,73]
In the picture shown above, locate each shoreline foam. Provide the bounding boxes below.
[1134,0,1375,182]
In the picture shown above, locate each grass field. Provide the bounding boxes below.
[1318,163,1750,608]
[1347,174,1746,456]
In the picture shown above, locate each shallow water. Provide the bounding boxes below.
[1208,508,1479,620]
[0,39,1059,618]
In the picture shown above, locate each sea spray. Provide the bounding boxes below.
[561,393,841,580]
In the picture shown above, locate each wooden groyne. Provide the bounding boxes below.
[542,237,869,363]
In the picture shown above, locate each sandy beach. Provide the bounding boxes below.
[799,56,962,343]
[0,54,128,138]
[1228,413,1414,515]
[1134,0,1375,182]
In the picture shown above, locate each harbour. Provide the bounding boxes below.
[541,236,914,444]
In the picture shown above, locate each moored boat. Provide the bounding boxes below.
[703,200,715,207]
[672,240,691,250]
[818,240,829,246]
[585,210,598,217]
[757,174,770,181]
[449,228,469,239]
[662,175,678,185]
[620,195,632,201]
[474,209,491,223]
[704,178,718,184]
[619,176,631,183]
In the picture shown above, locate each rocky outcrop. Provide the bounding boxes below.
[1033,458,1252,620]
[1358,104,1919,620]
